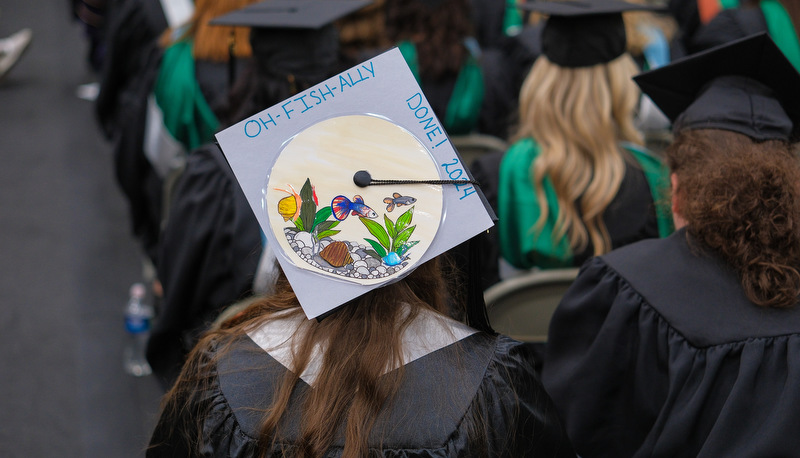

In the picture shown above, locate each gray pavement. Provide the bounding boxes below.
[1,1,164,456]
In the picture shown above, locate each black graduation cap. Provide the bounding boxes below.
[210,0,373,29]
[519,0,665,68]
[634,33,800,142]
[211,0,373,88]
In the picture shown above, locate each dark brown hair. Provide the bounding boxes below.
[384,0,474,81]
[158,258,456,457]
[667,128,800,308]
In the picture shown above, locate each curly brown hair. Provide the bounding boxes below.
[667,129,800,308]
[384,0,474,81]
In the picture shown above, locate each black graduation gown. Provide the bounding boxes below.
[95,0,167,139]
[478,23,543,140]
[147,143,262,388]
[469,0,508,51]
[689,7,767,54]
[542,229,800,457]
[109,39,165,264]
[147,325,576,457]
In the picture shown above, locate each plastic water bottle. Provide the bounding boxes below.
[123,283,154,376]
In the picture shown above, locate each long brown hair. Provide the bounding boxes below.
[159,258,454,457]
[667,129,800,308]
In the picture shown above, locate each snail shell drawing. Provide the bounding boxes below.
[319,241,354,268]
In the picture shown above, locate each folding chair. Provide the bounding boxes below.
[451,133,508,167]
[483,268,579,342]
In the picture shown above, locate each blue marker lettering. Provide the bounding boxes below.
[348,69,368,85]
[419,117,437,131]
[441,158,459,174]
[309,89,322,105]
[318,84,335,101]
[458,186,477,200]
[448,167,463,180]
[425,125,442,141]
[406,93,423,109]
[281,101,295,119]
[361,62,375,78]
[338,74,353,91]
[433,137,448,148]
[259,113,277,129]
[245,120,261,138]
[295,94,313,113]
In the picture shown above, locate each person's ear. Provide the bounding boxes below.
[671,173,687,229]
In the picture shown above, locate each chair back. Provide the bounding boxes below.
[451,133,508,167]
[484,268,579,342]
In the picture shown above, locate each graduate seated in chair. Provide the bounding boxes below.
[542,33,800,457]
[497,0,674,275]
[147,5,575,453]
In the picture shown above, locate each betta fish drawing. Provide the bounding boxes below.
[383,193,416,212]
[331,195,378,221]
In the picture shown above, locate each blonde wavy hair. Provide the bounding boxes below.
[515,54,643,256]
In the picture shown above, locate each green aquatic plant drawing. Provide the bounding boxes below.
[359,206,419,266]
[286,178,340,245]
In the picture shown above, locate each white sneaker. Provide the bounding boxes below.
[0,28,32,80]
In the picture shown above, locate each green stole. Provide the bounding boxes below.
[153,40,219,151]
[397,40,485,135]
[760,0,800,71]
[498,138,673,269]
[504,0,523,36]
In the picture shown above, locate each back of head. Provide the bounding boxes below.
[172,32,498,455]
[513,0,656,256]
[636,33,800,308]
[517,53,642,146]
[516,53,643,256]
[213,4,346,126]
[175,256,454,457]
[384,0,474,80]
[665,129,800,308]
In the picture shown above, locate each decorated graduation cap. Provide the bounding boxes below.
[520,0,665,68]
[214,45,495,320]
[634,33,800,142]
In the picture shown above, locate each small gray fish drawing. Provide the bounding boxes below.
[383,193,417,212]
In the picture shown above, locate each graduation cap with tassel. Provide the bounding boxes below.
[211,3,497,332]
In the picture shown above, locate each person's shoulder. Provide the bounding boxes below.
[505,137,537,157]
[602,230,676,266]
[499,137,538,179]
[620,142,667,176]
[474,333,539,384]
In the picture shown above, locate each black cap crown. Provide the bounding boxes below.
[520,0,665,67]
[634,33,800,141]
